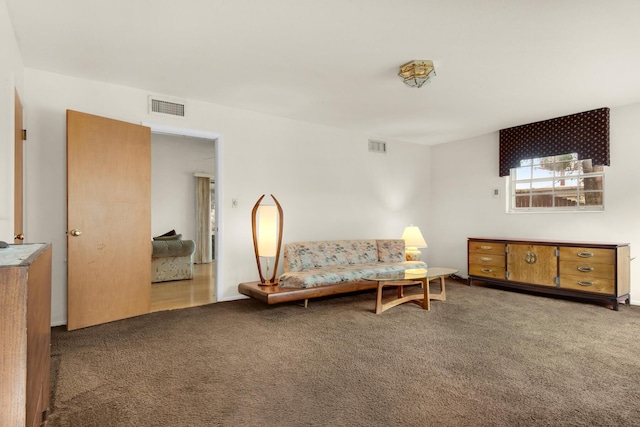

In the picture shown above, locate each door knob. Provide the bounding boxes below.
[69,229,82,237]
[14,233,25,240]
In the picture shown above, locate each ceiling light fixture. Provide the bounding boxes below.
[398,60,436,88]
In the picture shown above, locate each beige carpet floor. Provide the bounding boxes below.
[48,280,640,426]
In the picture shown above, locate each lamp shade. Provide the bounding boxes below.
[401,226,427,248]
[257,205,278,257]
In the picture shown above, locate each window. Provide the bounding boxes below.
[508,153,604,212]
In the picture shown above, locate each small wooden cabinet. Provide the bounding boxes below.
[468,238,630,310]
[0,244,52,427]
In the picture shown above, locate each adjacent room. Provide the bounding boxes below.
[149,133,216,313]
[1,1,639,426]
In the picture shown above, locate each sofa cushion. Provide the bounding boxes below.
[377,239,406,263]
[278,261,427,289]
[152,239,195,258]
[283,240,378,272]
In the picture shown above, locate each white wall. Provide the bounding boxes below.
[22,68,431,326]
[0,0,23,241]
[429,103,640,305]
[151,133,215,241]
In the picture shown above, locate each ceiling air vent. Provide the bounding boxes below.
[368,139,387,154]
[148,95,186,118]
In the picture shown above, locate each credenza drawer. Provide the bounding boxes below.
[468,253,505,267]
[469,264,505,279]
[469,241,505,255]
[559,275,615,295]
[559,261,614,280]
[559,247,615,264]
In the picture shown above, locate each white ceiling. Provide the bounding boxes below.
[6,0,640,146]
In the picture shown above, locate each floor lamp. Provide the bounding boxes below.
[251,194,283,285]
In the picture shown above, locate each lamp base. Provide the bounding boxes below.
[405,247,422,261]
[258,280,278,287]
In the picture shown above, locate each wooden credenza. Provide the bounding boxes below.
[468,238,630,310]
[1,243,52,426]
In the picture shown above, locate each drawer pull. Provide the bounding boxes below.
[479,257,493,262]
[577,281,594,286]
[525,251,537,264]
[479,245,492,250]
[577,266,594,272]
[577,252,594,258]
[481,268,493,273]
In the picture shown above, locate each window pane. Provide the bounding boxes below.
[531,180,553,190]
[515,195,530,207]
[531,193,553,207]
[556,178,578,188]
[514,166,531,180]
[583,176,603,191]
[532,164,555,179]
[583,192,603,206]
[554,191,579,207]
[580,159,593,171]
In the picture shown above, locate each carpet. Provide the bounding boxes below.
[48,280,640,426]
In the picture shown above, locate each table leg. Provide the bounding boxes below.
[427,276,447,301]
[375,282,384,314]
[421,278,431,311]
[375,279,436,314]
[437,276,447,300]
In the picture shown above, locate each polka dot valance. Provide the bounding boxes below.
[498,108,610,177]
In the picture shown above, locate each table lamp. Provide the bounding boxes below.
[401,225,427,261]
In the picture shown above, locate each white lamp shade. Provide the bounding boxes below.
[401,226,427,248]
[257,205,278,257]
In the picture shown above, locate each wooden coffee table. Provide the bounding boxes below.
[364,267,457,314]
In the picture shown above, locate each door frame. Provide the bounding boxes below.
[14,89,24,244]
[142,122,221,303]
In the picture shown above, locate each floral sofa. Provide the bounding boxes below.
[238,239,426,305]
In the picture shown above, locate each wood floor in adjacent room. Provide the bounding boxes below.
[150,262,215,312]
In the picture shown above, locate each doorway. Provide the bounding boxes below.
[147,126,219,312]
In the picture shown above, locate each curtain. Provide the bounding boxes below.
[498,107,610,176]
[195,176,212,264]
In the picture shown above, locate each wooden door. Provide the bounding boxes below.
[507,244,557,287]
[67,110,151,330]
[14,89,24,244]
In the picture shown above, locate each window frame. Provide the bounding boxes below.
[507,153,605,213]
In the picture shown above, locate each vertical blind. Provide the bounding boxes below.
[498,107,610,176]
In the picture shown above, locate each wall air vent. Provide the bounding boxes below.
[368,139,387,154]
[148,95,186,118]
